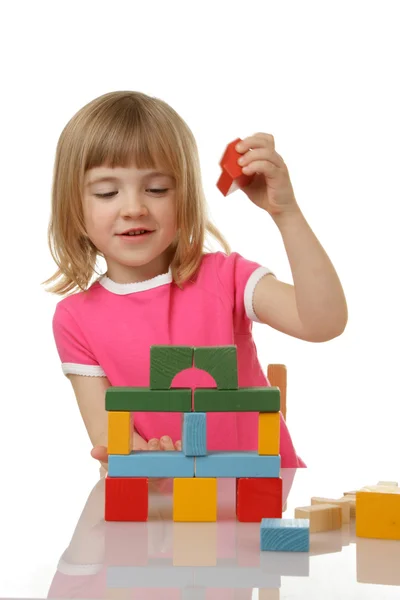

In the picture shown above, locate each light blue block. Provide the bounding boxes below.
[195,452,280,478]
[182,413,207,456]
[108,451,195,478]
[260,518,310,552]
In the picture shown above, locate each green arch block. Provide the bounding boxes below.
[194,346,238,389]
[150,345,193,390]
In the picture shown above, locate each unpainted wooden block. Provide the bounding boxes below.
[193,345,238,389]
[258,412,280,455]
[108,411,132,455]
[173,478,217,522]
[194,387,280,412]
[260,518,310,552]
[294,504,342,533]
[377,480,398,487]
[362,484,400,493]
[150,345,193,389]
[343,494,356,518]
[311,496,351,524]
[106,387,192,411]
[182,412,207,456]
[356,489,400,540]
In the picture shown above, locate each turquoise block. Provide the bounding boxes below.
[182,413,207,456]
[260,518,310,552]
[108,451,195,478]
[195,452,280,478]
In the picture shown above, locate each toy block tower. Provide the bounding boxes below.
[105,344,283,523]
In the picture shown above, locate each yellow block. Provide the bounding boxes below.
[356,490,400,540]
[108,411,131,454]
[173,478,217,522]
[258,412,280,455]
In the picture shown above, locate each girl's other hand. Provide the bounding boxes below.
[148,436,182,451]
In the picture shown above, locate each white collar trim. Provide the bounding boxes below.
[98,267,172,295]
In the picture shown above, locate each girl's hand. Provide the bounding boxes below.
[236,133,299,217]
[148,436,182,451]
[90,434,182,463]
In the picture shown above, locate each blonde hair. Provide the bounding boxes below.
[42,90,231,296]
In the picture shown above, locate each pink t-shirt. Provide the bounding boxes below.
[52,251,305,468]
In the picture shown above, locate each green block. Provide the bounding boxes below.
[193,346,238,389]
[150,346,193,390]
[193,387,280,412]
[106,387,192,412]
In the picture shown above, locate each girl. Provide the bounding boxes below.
[43,90,348,472]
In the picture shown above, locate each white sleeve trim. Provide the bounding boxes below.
[57,556,103,575]
[62,363,107,377]
[244,266,275,322]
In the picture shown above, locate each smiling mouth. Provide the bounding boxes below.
[119,230,154,237]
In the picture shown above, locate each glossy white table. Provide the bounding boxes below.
[1,468,400,599]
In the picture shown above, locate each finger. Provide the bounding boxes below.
[148,438,161,451]
[237,133,275,152]
[242,159,280,176]
[175,440,182,451]
[239,149,283,170]
[160,436,175,451]
[91,445,108,463]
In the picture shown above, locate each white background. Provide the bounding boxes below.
[0,1,399,597]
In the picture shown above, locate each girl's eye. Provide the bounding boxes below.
[94,189,168,198]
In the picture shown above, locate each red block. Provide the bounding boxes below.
[236,478,282,522]
[105,476,148,522]
[216,138,255,196]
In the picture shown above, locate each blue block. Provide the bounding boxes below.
[195,452,280,478]
[182,413,207,456]
[260,518,310,552]
[108,451,195,478]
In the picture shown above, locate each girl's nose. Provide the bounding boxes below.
[121,194,149,217]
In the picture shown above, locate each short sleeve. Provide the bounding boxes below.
[52,302,106,377]
[215,251,276,332]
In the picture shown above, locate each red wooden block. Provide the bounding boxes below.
[236,477,282,522]
[217,138,255,196]
[105,476,148,522]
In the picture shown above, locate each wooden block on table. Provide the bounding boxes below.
[236,477,282,522]
[173,478,217,522]
[195,452,280,478]
[105,476,148,521]
[362,484,400,493]
[311,496,351,524]
[150,345,193,389]
[193,345,238,389]
[106,387,192,411]
[342,494,356,518]
[182,412,207,456]
[258,412,280,455]
[356,489,400,540]
[260,518,310,552]
[294,504,342,533]
[267,363,287,421]
[377,480,398,487]
[194,387,280,412]
[107,411,132,455]
[108,451,195,478]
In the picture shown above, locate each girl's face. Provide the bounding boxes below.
[82,164,178,283]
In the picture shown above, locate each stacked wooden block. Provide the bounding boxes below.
[105,345,283,523]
